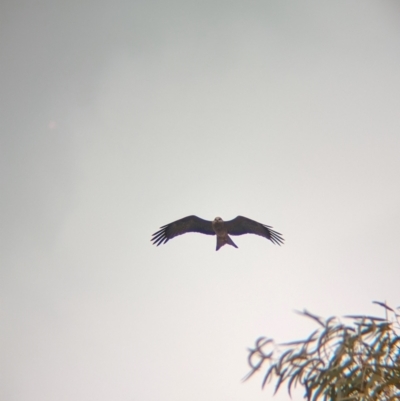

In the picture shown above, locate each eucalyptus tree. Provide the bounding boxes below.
[245,302,400,401]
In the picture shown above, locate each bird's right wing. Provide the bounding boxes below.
[151,215,215,246]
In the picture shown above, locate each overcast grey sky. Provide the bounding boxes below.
[1,1,400,400]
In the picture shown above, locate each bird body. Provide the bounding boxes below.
[212,217,238,250]
[151,215,284,251]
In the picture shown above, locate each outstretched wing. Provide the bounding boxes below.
[224,216,284,246]
[151,215,215,246]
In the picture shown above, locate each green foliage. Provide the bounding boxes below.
[245,302,400,401]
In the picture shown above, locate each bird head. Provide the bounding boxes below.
[214,217,223,222]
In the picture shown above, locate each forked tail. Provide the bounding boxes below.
[216,235,238,251]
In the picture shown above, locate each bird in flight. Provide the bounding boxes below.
[151,215,284,251]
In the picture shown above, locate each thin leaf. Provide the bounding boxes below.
[261,365,276,389]
[373,300,394,312]
[344,315,386,321]
[296,309,325,327]
[273,368,288,394]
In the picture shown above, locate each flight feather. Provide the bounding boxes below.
[151,215,214,246]
[224,216,284,246]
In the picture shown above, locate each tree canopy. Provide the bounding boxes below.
[245,302,400,401]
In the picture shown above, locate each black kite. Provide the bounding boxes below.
[151,215,284,251]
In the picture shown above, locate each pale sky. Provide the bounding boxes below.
[1,1,400,400]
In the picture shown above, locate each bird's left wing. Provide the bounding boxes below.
[151,215,215,246]
[224,216,284,245]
